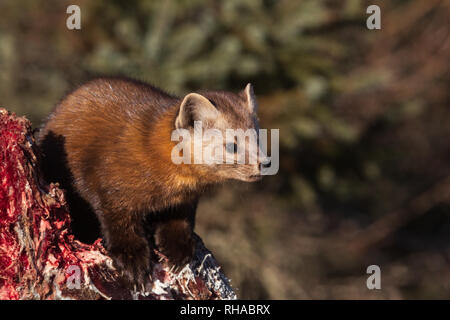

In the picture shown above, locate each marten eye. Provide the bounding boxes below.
[226,142,238,153]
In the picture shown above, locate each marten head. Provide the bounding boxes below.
[172,84,269,183]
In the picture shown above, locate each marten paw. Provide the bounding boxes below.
[156,232,195,273]
[109,239,152,287]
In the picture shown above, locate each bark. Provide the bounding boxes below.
[0,108,236,300]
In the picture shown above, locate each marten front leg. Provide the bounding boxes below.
[154,202,197,270]
[100,209,151,286]
[154,219,195,270]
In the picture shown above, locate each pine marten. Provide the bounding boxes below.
[37,77,267,285]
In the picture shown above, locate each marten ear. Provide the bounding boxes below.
[243,83,257,113]
[176,93,219,129]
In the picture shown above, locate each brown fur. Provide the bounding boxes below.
[37,77,262,285]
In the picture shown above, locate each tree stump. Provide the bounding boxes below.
[0,108,236,300]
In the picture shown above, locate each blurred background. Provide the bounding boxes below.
[1,0,449,299]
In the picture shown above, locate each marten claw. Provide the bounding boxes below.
[109,240,152,288]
